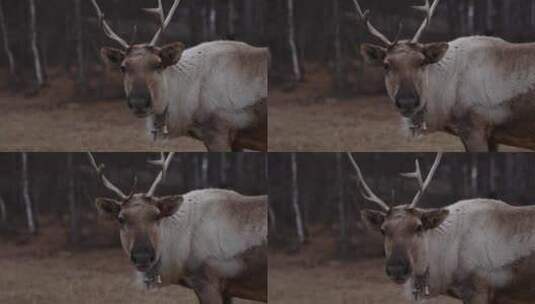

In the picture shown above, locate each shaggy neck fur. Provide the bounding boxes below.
[402,199,535,301]
[146,51,202,138]
[418,36,535,133]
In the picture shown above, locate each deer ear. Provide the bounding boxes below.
[154,195,184,218]
[360,43,387,66]
[361,209,386,232]
[422,42,448,65]
[420,209,449,230]
[95,197,122,219]
[158,42,185,68]
[100,47,125,68]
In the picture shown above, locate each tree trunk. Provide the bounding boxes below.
[68,153,80,244]
[287,0,301,82]
[201,154,209,186]
[74,0,86,95]
[291,153,305,245]
[208,0,217,39]
[22,153,37,235]
[333,0,344,93]
[0,194,6,223]
[228,0,235,39]
[336,153,348,258]
[470,155,478,196]
[0,1,17,89]
[29,0,44,90]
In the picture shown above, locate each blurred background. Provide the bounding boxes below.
[0,152,265,304]
[268,152,535,304]
[268,0,535,151]
[0,0,270,150]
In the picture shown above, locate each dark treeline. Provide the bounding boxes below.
[0,152,266,246]
[269,153,535,258]
[0,0,269,94]
[269,0,535,92]
[2,1,535,94]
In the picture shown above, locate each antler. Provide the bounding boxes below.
[146,152,175,197]
[146,0,183,46]
[402,153,443,208]
[87,152,128,200]
[351,0,401,47]
[346,153,389,211]
[90,0,129,49]
[411,0,441,43]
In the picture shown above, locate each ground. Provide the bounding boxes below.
[0,243,255,304]
[269,252,458,304]
[0,73,205,151]
[268,68,526,152]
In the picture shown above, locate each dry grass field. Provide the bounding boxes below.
[268,68,525,152]
[269,253,458,304]
[0,225,256,304]
[0,71,204,151]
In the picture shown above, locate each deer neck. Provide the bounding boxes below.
[153,201,196,285]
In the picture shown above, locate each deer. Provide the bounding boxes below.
[90,0,268,151]
[88,152,267,303]
[347,152,535,303]
[353,0,535,151]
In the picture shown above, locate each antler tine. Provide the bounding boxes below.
[146,152,175,197]
[400,159,423,188]
[409,153,443,208]
[346,153,390,211]
[351,0,393,46]
[126,175,138,200]
[391,21,403,46]
[87,152,128,200]
[149,0,183,46]
[411,0,441,43]
[142,0,165,28]
[90,0,129,49]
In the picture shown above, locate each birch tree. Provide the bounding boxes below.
[28,0,45,90]
[0,1,17,89]
[0,194,6,223]
[287,0,301,82]
[291,153,305,245]
[21,153,37,235]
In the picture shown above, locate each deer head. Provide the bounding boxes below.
[347,152,446,293]
[91,0,185,118]
[88,152,179,273]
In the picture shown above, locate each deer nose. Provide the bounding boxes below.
[386,262,411,281]
[130,249,156,266]
[395,96,420,115]
[127,96,151,111]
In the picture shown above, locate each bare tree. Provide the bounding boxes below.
[332,0,343,90]
[291,153,305,245]
[0,1,17,89]
[21,153,37,235]
[74,0,86,94]
[287,0,301,82]
[201,154,209,185]
[68,153,80,244]
[336,153,348,257]
[0,194,6,223]
[28,0,45,90]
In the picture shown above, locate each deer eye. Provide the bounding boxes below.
[118,216,126,225]
[383,63,390,71]
[380,227,386,235]
[416,224,424,233]
[149,61,161,70]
